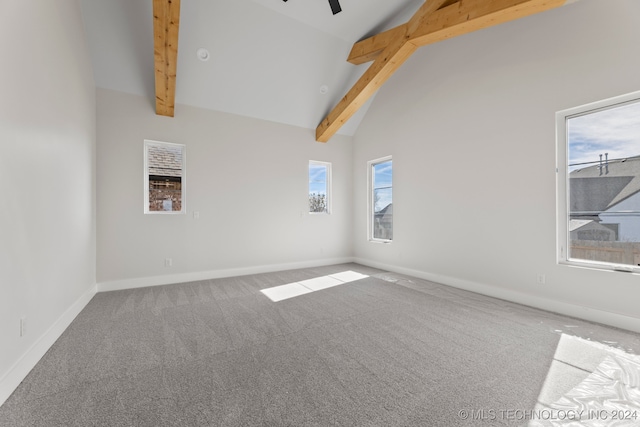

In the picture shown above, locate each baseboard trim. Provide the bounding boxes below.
[354,257,640,334]
[0,284,97,407]
[5,257,637,409]
[97,257,356,292]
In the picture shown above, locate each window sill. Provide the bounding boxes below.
[559,259,640,275]
[144,211,186,215]
[369,239,392,244]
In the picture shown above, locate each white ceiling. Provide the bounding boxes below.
[79,0,422,136]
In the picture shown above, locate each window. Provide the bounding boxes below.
[309,161,331,214]
[369,156,393,241]
[144,140,186,214]
[557,91,640,271]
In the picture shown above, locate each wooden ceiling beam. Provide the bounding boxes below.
[318,0,570,142]
[409,0,568,48]
[348,0,460,65]
[316,0,450,142]
[316,34,418,142]
[153,0,181,117]
[348,25,405,65]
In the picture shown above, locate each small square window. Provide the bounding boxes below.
[144,140,186,214]
[309,161,331,214]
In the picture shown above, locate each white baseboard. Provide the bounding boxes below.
[4,257,637,410]
[354,257,640,334]
[0,284,97,407]
[98,257,356,292]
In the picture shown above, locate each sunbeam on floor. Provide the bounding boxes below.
[260,270,369,302]
[530,334,640,426]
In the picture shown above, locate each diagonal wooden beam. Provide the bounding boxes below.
[317,0,570,142]
[316,33,418,142]
[153,0,181,117]
[409,0,567,48]
[316,0,450,142]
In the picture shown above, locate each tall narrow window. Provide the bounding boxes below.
[144,140,186,214]
[369,156,393,241]
[557,92,640,271]
[309,161,331,214]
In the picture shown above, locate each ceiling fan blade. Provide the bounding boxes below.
[328,0,342,15]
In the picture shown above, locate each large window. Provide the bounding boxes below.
[144,140,186,214]
[557,92,640,271]
[369,156,393,241]
[309,161,331,214]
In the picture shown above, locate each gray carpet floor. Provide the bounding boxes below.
[1,263,639,426]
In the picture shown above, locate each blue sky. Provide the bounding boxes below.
[373,160,392,211]
[568,101,640,169]
[309,163,327,195]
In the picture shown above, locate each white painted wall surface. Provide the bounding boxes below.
[0,0,96,404]
[353,0,640,330]
[96,89,353,288]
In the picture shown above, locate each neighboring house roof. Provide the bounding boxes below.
[148,145,182,178]
[375,203,393,217]
[569,219,617,241]
[569,155,640,213]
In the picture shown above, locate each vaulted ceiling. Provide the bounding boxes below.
[80,0,422,137]
[80,0,573,142]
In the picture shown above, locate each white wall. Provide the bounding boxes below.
[96,89,353,289]
[0,0,96,404]
[353,0,640,331]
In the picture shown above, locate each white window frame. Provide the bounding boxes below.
[556,90,640,273]
[368,155,393,243]
[308,160,331,215]
[144,140,186,215]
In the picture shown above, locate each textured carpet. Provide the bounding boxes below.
[1,263,639,426]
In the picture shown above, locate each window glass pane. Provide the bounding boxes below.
[145,141,185,213]
[309,162,329,213]
[372,159,392,240]
[567,101,640,267]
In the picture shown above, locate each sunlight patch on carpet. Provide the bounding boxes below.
[260,271,369,302]
[530,334,640,426]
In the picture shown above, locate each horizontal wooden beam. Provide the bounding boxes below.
[348,25,404,65]
[153,0,181,117]
[348,0,458,65]
[317,0,570,142]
